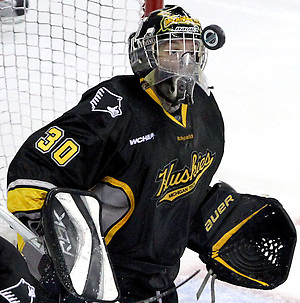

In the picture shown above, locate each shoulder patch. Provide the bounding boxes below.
[90,87,123,118]
[0,278,36,303]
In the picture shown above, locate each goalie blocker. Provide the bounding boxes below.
[189,182,297,290]
[41,188,120,302]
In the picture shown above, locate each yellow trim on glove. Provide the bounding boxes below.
[212,204,269,287]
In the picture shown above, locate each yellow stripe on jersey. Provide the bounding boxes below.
[144,87,188,128]
[102,176,135,245]
[7,187,48,213]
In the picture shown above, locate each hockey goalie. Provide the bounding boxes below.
[0,4,296,303]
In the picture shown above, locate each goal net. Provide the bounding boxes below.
[0,0,163,210]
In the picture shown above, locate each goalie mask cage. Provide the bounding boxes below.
[0,0,163,207]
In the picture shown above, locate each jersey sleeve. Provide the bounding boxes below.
[7,91,128,219]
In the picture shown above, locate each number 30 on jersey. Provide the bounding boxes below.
[35,126,80,167]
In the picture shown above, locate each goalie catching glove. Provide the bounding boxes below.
[189,182,297,290]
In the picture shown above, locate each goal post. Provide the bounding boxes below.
[0,0,164,210]
[144,0,164,15]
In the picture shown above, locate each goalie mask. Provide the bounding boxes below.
[129,5,225,105]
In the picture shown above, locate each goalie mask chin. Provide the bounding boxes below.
[156,75,196,105]
[144,51,202,106]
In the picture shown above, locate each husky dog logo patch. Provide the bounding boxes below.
[90,87,123,118]
[0,278,36,303]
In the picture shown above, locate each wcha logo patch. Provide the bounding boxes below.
[129,133,155,145]
[90,87,123,118]
[154,150,215,204]
[0,278,36,303]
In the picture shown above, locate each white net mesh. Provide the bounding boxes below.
[0,0,144,207]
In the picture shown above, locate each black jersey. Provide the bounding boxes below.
[7,75,224,286]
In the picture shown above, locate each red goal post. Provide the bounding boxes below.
[0,0,164,209]
[144,0,164,16]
